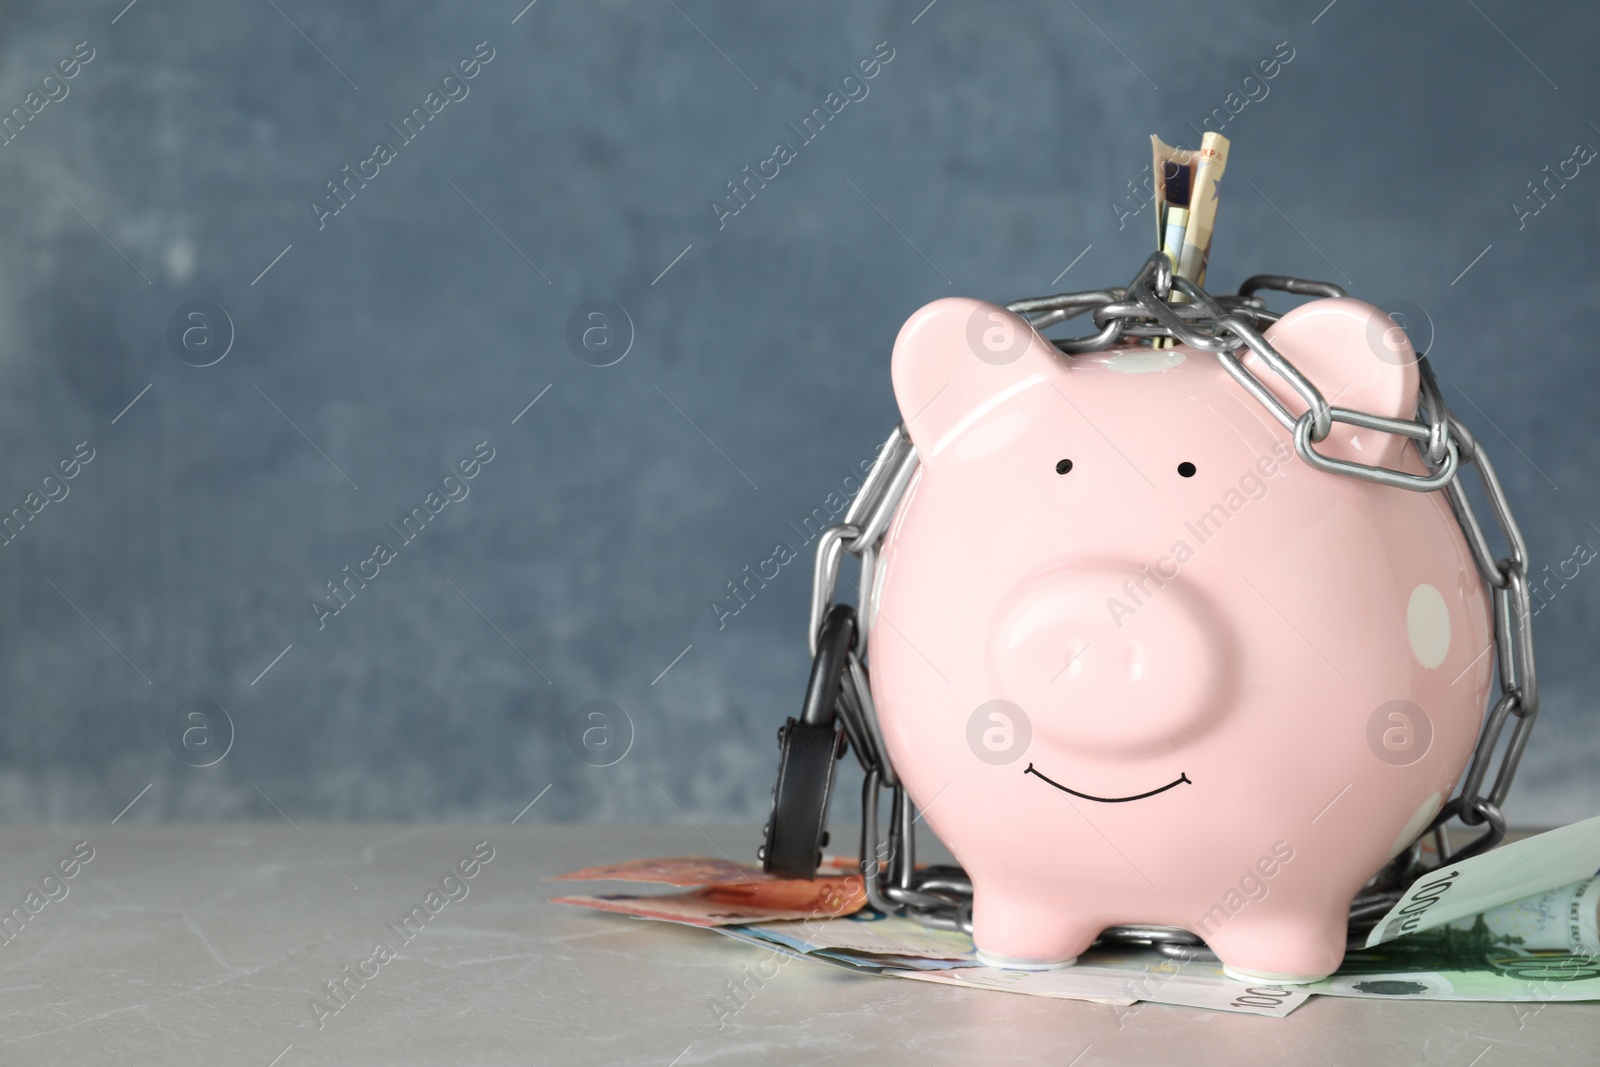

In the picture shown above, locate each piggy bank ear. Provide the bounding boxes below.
[1256,297,1421,467]
[891,297,1057,461]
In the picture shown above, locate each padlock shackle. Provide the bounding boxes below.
[801,604,856,727]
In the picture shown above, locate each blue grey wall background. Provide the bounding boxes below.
[0,0,1594,827]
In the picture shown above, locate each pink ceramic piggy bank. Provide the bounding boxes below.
[869,296,1493,982]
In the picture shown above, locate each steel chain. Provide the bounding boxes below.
[796,252,1537,937]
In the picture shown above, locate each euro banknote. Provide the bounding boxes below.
[1368,815,1600,947]
[553,854,857,888]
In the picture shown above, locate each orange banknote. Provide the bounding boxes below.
[553,855,859,887]
[556,870,870,927]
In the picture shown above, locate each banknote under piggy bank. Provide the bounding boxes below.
[868,296,1493,982]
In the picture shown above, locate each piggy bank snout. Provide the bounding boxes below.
[988,566,1231,757]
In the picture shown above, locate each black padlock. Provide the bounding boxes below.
[761,603,855,880]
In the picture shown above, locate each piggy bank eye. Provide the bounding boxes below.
[1177,461,1197,478]
[1055,458,1074,475]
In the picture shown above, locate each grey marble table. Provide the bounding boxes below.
[0,823,1592,1066]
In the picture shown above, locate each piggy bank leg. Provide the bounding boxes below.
[1202,905,1348,984]
[971,884,1101,969]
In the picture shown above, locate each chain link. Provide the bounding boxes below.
[797,252,1537,936]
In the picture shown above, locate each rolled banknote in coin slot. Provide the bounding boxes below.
[1176,132,1229,290]
[1158,155,1191,274]
[1150,132,1230,327]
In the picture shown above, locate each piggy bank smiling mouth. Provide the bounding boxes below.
[1024,763,1193,803]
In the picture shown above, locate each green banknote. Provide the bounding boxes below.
[1368,814,1600,947]
[1319,877,1600,1001]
